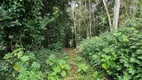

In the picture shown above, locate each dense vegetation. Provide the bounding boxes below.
[79,24,142,79]
[0,48,70,80]
[0,0,47,52]
[0,0,142,80]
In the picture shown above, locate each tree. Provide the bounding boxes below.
[113,0,120,31]
[103,0,112,32]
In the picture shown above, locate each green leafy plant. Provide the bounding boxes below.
[46,54,71,80]
[3,48,44,80]
[77,63,89,74]
[79,27,142,80]
[0,0,49,52]
[75,56,104,80]
[75,57,89,74]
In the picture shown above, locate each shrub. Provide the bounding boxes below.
[122,18,142,30]
[79,27,142,80]
[1,48,44,80]
[34,48,69,78]
[47,54,70,80]
[1,48,70,80]
[0,0,48,52]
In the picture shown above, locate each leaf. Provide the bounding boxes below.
[136,50,142,54]
[128,68,135,75]
[13,63,19,71]
[102,63,108,69]
[21,56,29,62]
[59,59,65,64]
[46,60,54,66]
[77,68,81,72]
[137,56,142,60]
[48,54,56,61]
[65,64,71,70]
[3,53,12,59]
[130,58,135,62]
[17,51,23,59]
[130,46,137,49]
[103,48,110,53]
[28,53,36,59]
[60,63,65,69]
[31,62,40,70]
[61,71,66,77]
[122,35,129,42]
[81,64,88,72]
[48,76,56,80]
[50,72,57,76]
[52,66,61,73]
[9,35,13,39]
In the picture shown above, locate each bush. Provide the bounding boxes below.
[1,48,44,80]
[0,0,48,52]
[122,18,142,30]
[34,48,70,77]
[47,54,70,80]
[79,27,142,80]
[0,48,70,80]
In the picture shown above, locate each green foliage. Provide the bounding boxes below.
[121,18,142,30]
[48,42,63,50]
[0,0,69,52]
[75,56,104,80]
[77,63,89,74]
[2,48,44,80]
[0,60,11,80]
[47,54,70,79]
[79,27,142,80]
[0,0,48,51]
[75,57,89,74]
[42,1,68,48]
[1,48,69,80]
[47,54,71,80]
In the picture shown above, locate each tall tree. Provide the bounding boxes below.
[113,0,120,31]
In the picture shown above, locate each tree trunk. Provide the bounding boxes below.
[102,0,112,32]
[89,0,92,38]
[113,0,120,31]
[85,0,90,39]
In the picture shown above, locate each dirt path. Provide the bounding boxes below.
[63,48,98,80]
[64,48,80,80]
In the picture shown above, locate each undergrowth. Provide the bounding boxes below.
[0,48,70,80]
[79,27,142,80]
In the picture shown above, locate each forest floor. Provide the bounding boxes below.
[63,48,91,80]
[64,48,79,80]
